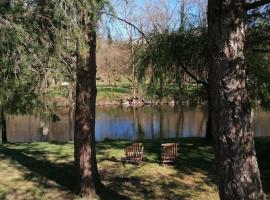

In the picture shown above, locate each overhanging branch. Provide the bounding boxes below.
[246,0,270,11]
[101,12,150,44]
[181,64,208,87]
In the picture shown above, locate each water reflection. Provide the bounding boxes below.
[3,106,270,143]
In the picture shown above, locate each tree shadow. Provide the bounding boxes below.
[0,145,75,191]
[103,175,193,200]
[0,144,130,200]
[1,138,268,199]
[97,138,218,199]
[174,138,217,184]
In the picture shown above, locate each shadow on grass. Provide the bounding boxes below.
[96,138,217,199]
[103,175,193,200]
[0,144,129,200]
[97,138,270,198]
[1,138,269,199]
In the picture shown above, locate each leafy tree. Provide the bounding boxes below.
[135,3,270,142]
[0,2,44,142]
[54,0,111,196]
[135,29,208,102]
[246,6,270,109]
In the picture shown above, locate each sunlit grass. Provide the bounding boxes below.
[96,82,131,103]
[0,138,269,200]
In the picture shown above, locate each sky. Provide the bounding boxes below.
[99,0,207,41]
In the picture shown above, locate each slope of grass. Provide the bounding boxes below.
[96,81,131,103]
[0,138,269,200]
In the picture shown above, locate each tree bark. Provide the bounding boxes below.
[1,108,7,143]
[74,15,102,196]
[207,1,264,199]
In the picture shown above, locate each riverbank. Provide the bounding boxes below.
[0,138,269,200]
[96,81,204,106]
[46,80,203,107]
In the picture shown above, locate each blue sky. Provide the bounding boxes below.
[99,0,206,41]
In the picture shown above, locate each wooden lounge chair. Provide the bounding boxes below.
[122,143,144,165]
[161,143,179,165]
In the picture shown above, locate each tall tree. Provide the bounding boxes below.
[207,0,267,199]
[0,1,45,143]
[72,1,107,196]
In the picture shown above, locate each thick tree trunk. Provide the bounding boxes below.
[1,109,7,143]
[74,18,101,196]
[207,1,264,199]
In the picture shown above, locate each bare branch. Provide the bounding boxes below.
[181,64,208,87]
[102,12,150,44]
[246,0,270,11]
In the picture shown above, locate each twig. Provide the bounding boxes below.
[246,0,270,11]
[101,12,150,44]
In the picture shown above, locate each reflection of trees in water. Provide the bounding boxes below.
[132,107,145,142]
[198,109,207,136]
[151,110,154,140]
[159,107,164,139]
[137,110,145,142]
[68,106,74,140]
[132,107,136,141]
[7,106,270,142]
[175,107,184,138]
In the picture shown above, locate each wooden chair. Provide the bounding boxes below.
[122,143,144,165]
[161,143,179,165]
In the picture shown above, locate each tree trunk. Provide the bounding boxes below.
[159,78,164,102]
[205,112,212,140]
[207,1,264,199]
[1,109,7,143]
[130,29,137,99]
[74,16,101,196]
[179,0,185,32]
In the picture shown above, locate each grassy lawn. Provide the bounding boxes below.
[96,81,131,103]
[0,138,269,200]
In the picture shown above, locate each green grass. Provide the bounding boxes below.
[96,81,131,103]
[0,138,269,200]
[95,80,206,104]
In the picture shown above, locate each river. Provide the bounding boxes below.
[3,106,270,142]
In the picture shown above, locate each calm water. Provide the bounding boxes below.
[3,106,270,142]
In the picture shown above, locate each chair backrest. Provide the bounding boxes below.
[125,143,143,158]
[161,143,179,158]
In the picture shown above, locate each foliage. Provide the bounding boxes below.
[135,28,208,102]
[0,4,42,115]
[135,20,270,107]
[246,6,270,109]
